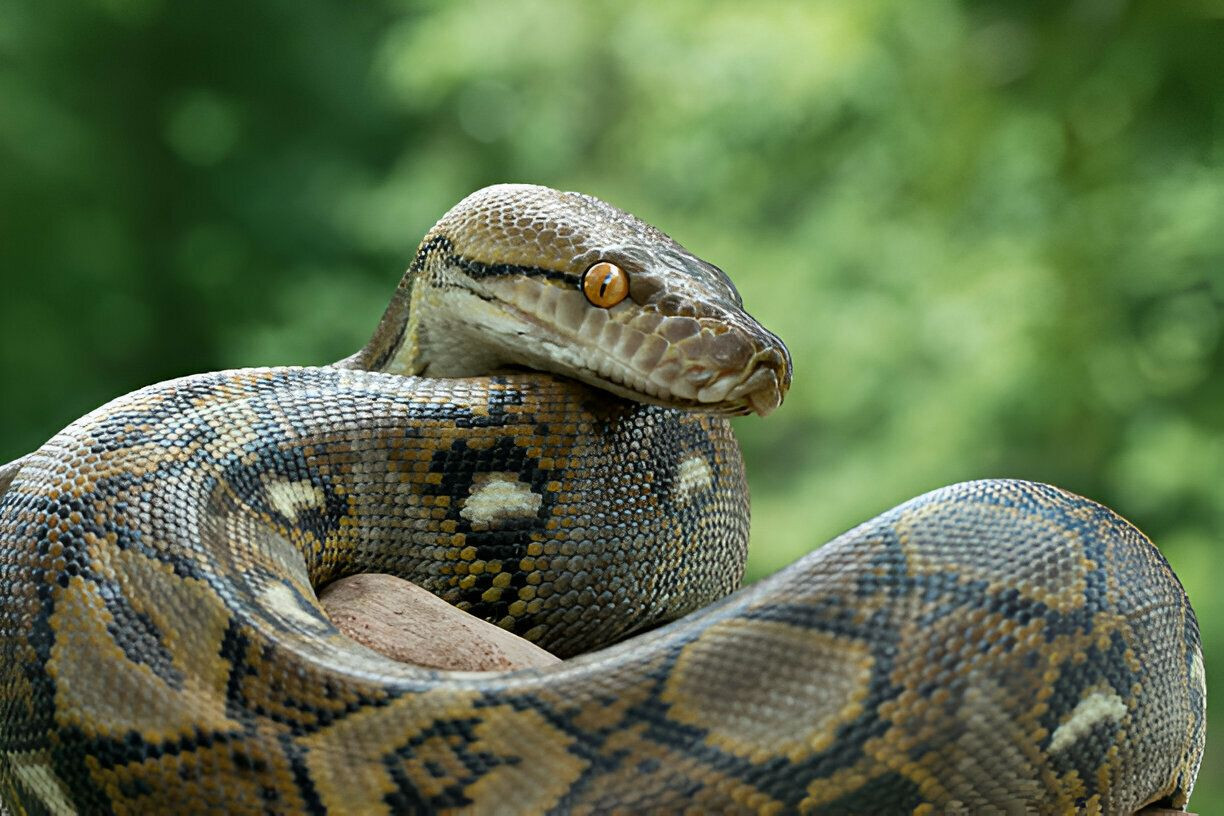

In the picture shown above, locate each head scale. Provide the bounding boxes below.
[362,184,791,416]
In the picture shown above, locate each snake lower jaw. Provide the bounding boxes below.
[730,366,786,417]
[569,363,784,417]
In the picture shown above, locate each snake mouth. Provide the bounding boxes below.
[573,348,788,417]
[490,285,791,416]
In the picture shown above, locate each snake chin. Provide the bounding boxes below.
[586,345,788,417]
[564,360,783,418]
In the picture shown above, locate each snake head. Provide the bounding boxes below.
[392,184,792,417]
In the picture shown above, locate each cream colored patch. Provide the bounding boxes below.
[262,582,328,630]
[662,618,873,763]
[1190,646,1206,701]
[460,473,541,524]
[673,454,713,503]
[263,477,326,521]
[8,752,76,815]
[1048,690,1127,754]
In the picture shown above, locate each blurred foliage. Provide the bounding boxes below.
[1,0,1221,804]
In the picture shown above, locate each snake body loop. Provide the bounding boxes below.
[0,185,1205,813]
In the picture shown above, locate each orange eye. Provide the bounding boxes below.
[581,261,629,308]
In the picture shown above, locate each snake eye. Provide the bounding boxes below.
[581,261,629,308]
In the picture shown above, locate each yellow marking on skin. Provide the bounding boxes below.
[460,473,541,524]
[47,554,237,742]
[663,618,873,764]
[302,693,584,816]
[1048,689,1127,754]
[263,477,326,520]
[84,738,308,814]
[673,453,713,503]
[8,752,76,815]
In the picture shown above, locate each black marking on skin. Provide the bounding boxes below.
[744,599,897,645]
[43,724,248,814]
[421,435,556,626]
[82,471,209,583]
[472,689,622,801]
[117,775,155,800]
[214,442,347,553]
[97,582,184,689]
[809,774,925,816]
[451,255,581,288]
[243,572,337,637]
[279,730,329,816]
[912,572,995,629]
[219,618,259,726]
[1051,716,1124,783]
[408,374,529,430]
[481,658,688,814]
[380,717,523,812]
[640,410,718,492]
[2,489,86,799]
[62,725,247,771]
[218,615,415,740]
[81,374,253,457]
[528,599,906,814]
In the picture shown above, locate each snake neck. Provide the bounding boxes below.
[336,261,422,375]
[337,239,515,378]
[337,232,453,376]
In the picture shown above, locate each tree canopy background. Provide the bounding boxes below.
[1,0,1221,803]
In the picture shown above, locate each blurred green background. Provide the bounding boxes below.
[1,0,1220,805]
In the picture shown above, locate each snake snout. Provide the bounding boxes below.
[732,345,790,417]
[700,333,791,417]
[655,312,791,416]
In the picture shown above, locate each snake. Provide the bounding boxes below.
[0,184,1206,814]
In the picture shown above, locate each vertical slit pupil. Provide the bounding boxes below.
[599,271,614,298]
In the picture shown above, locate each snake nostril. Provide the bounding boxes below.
[761,346,793,386]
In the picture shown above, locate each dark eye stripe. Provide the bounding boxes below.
[451,255,581,287]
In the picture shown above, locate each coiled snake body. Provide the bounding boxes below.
[0,185,1205,814]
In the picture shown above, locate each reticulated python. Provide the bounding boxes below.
[0,185,1205,814]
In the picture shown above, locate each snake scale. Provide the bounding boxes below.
[0,185,1205,814]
